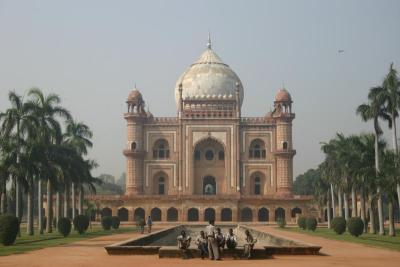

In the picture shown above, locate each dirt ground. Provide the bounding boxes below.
[1,225,400,267]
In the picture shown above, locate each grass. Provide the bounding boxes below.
[0,225,139,256]
[280,226,400,251]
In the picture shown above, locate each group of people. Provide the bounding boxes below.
[177,220,257,260]
[138,216,153,234]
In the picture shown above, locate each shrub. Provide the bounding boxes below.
[101,216,113,230]
[297,216,307,230]
[57,217,72,237]
[277,217,286,228]
[111,216,120,229]
[0,214,19,246]
[73,215,90,234]
[347,217,364,237]
[331,217,346,235]
[306,216,318,231]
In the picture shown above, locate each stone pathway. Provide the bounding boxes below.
[1,225,400,267]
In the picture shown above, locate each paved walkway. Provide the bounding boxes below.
[1,226,400,267]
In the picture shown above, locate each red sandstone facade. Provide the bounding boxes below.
[94,39,316,223]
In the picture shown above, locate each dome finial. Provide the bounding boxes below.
[207,31,212,49]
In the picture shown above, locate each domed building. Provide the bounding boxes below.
[97,37,316,223]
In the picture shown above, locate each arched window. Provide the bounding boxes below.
[218,151,224,160]
[249,139,266,159]
[291,207,302,218]
[204,208,215,221]
[221,208,232,221]
[203,176,216,195]
[282,141,288,150]
[131,142,137,151]
[254,176,261,195]
[258,208,269,222]
[241,207,253,222]
[275,207,285,222]
[101,207,112,218]
[194,150,201,160]
[118,207,129,221]
[134,208,145,221]
[158,177,165,195]
[151,208,162,221]
[188,208,199,221]
[167,207,178,221]
[205,149,214,160]
[153,139,170,159]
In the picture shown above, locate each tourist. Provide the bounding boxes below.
[177,230,192,259]
[225,228,237,249]
[243,229,257,259]
[205,220,220,260]
[195,230,208,259]
[147,216,153,233]
[215,227,225,251]
[139,217,146,234]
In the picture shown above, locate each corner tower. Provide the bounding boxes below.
[273,88,296,196]
[123,88,147,195]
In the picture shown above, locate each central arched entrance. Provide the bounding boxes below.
[193,137,226,195]
[203,176,216,195]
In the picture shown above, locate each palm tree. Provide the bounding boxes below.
[320,139,342,217]
[372,63,400,214]
[0,91,37,234]
[63,119,93,216]
[357,95,390,235]
[379,150,400,236]
[319,162,333,228]
[25,88,71,234]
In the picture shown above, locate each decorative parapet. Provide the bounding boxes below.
[241,117,275,125]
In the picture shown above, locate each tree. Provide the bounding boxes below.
[316,163,331,228]
[63,119,93,216]
[25,88,71,234]
[379,150,400,236]
[357,91,391,235]
[0,91,37,224]
[372,63,400,214]
[293,169,320,195]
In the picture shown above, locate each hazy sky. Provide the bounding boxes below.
[1,0,399,180]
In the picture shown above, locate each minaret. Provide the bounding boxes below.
[273,88,296,196]
[123,87,147,196]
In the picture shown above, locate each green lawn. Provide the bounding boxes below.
[0,225,139,256]
[280,226,400,251]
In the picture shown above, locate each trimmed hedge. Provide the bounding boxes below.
[57,217,72,237]
[277,217,286,228]
[297,216,307,230]
[347,217,364,237]
[101,216,113,230]
[306,216,318,231]
[332,217,346,235]
[73,215,90,234]
[0,214,19,246]
[111,216,120,229]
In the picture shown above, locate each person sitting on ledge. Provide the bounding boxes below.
[177,230,192,259]
[225,228,237,250]
[215,227,225,251]
[195,230,208,259]
[243,229,257,259]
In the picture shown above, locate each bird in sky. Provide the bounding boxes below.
[338,50,345,53]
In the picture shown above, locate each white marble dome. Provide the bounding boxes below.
[174,41,244,107]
